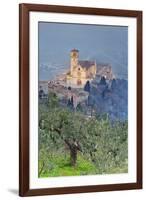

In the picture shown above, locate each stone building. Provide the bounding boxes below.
[66,49,97,88]
[66,49,114,88]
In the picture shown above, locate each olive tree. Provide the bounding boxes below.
[39,92,128,172]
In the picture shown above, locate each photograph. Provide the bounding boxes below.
[38,22,128,178]
[19,3,142,196]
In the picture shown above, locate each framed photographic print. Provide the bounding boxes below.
[19,3,142,196]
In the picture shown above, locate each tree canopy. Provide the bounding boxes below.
[39,93,128,175]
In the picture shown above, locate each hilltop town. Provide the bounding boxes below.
[39,49,127,121]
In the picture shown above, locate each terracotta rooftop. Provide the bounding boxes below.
[79,60,95,68]
[71,49,79,52]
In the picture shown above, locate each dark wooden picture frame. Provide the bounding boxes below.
[19,3,142,197]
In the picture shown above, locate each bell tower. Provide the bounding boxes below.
[70,49,79,75]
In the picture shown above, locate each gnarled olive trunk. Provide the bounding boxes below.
[70,146,78,167]
[64,139,81,167]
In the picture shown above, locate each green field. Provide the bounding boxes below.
[39,153,128,178]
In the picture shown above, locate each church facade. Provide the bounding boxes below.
[66,49,97,88]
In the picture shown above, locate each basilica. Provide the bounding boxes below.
[66,49,97,87]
